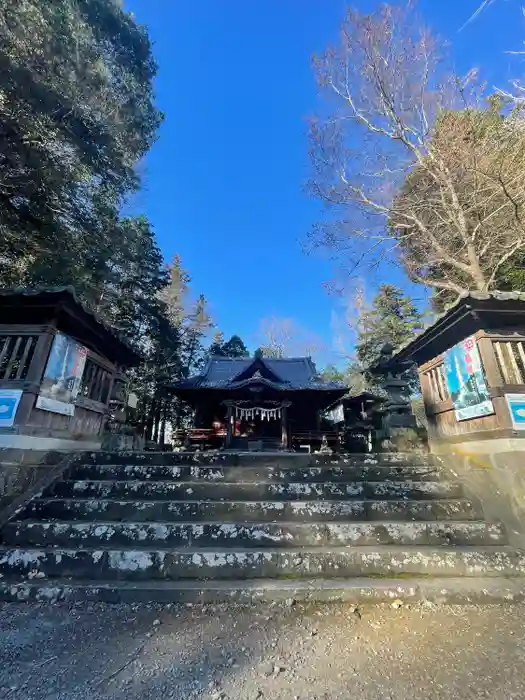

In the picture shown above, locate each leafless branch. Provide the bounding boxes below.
[309,2,525,297]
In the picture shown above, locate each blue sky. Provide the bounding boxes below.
[125,0,523,363]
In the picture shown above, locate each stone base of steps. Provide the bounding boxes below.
[2,577,525,605]
[20,498,483,523]
[1,520,506,548]
[1,546,524,580]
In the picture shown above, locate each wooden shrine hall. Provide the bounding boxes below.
[169,356,348,451]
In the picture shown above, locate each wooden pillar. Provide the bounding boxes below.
[417,369,432,408]
[25,325,56,384]
[281,402,291,450]
[15,325,57,427]
[477,335,504,388]
[225,403,233,448]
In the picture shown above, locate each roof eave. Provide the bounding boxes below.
[382,290,525,369]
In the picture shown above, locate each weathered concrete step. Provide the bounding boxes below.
[78,451,439,467]
[2,520,505,548]
[1,546,523,580]
[2,577,525,604]
[21,497,483,523]
[69,463,444,483]
[48,480,463,501]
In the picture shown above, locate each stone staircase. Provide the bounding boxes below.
[1,450,525,604]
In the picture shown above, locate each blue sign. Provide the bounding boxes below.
[505,394,525,430]
[443,336,494,422]
[0,389,23,427]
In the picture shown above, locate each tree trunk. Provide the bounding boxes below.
[152,396,162,444]
[160,399,168,446]
[146,397,156,442]
[467,245,488,291]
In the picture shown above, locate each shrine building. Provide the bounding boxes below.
[169,355,348,451]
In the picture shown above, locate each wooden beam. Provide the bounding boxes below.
[15,336,34,380]
[3,336,22,380]
[225,404,233,448]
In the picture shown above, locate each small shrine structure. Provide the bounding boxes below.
[0,287,138,452]
[381,291,525,548]
[383,291,525,454]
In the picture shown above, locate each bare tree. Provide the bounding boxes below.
[330,290,370,393]
[460,0,497,30]
[255,316,325,359]
[309,2,525,299]
[330,280,369,363]
[459,2,525,110]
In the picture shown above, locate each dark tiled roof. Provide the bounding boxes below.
[0,286,140,365]
[384,290,525,368]
[172,356,347,391]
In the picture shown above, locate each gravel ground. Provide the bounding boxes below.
[1,600,525,699]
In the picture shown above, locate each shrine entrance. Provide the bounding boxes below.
[224,400,291,448]
[234,405,281,439]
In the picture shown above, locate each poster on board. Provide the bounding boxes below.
[443,336,494,422]
[0,389,23,427]
[36,333,88,416]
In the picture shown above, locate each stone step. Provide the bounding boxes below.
[68,463,444,483]
[1,546,523,581]
[78,452,439,467]
[20,497,483,523]
[48,479,463,501]
[3,576,525,605]
[1,520,506,548]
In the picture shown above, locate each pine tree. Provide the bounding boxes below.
[182,293,214,377]
[208,333,249,357]
[209,331,226,356]
[130,254,214,440]
[219,335,249,358]
[355,284,424,379]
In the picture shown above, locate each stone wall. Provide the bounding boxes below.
[433,438,525,550]
[0,449,67,510]
[101,431,144,452]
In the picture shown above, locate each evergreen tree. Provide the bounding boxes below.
[320,364,346,383]
[182,293,214,377]
[148,256,215,436]
[255,346,284,359]
[345,361,369,395]
[92,216,168,344]
[158,256,214,378]
[0,0,163,294]
[498,250,525,292]
[209,331,226,356]
[220,335,249,358]
[355,285,424,384]
[208,333,249,357]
